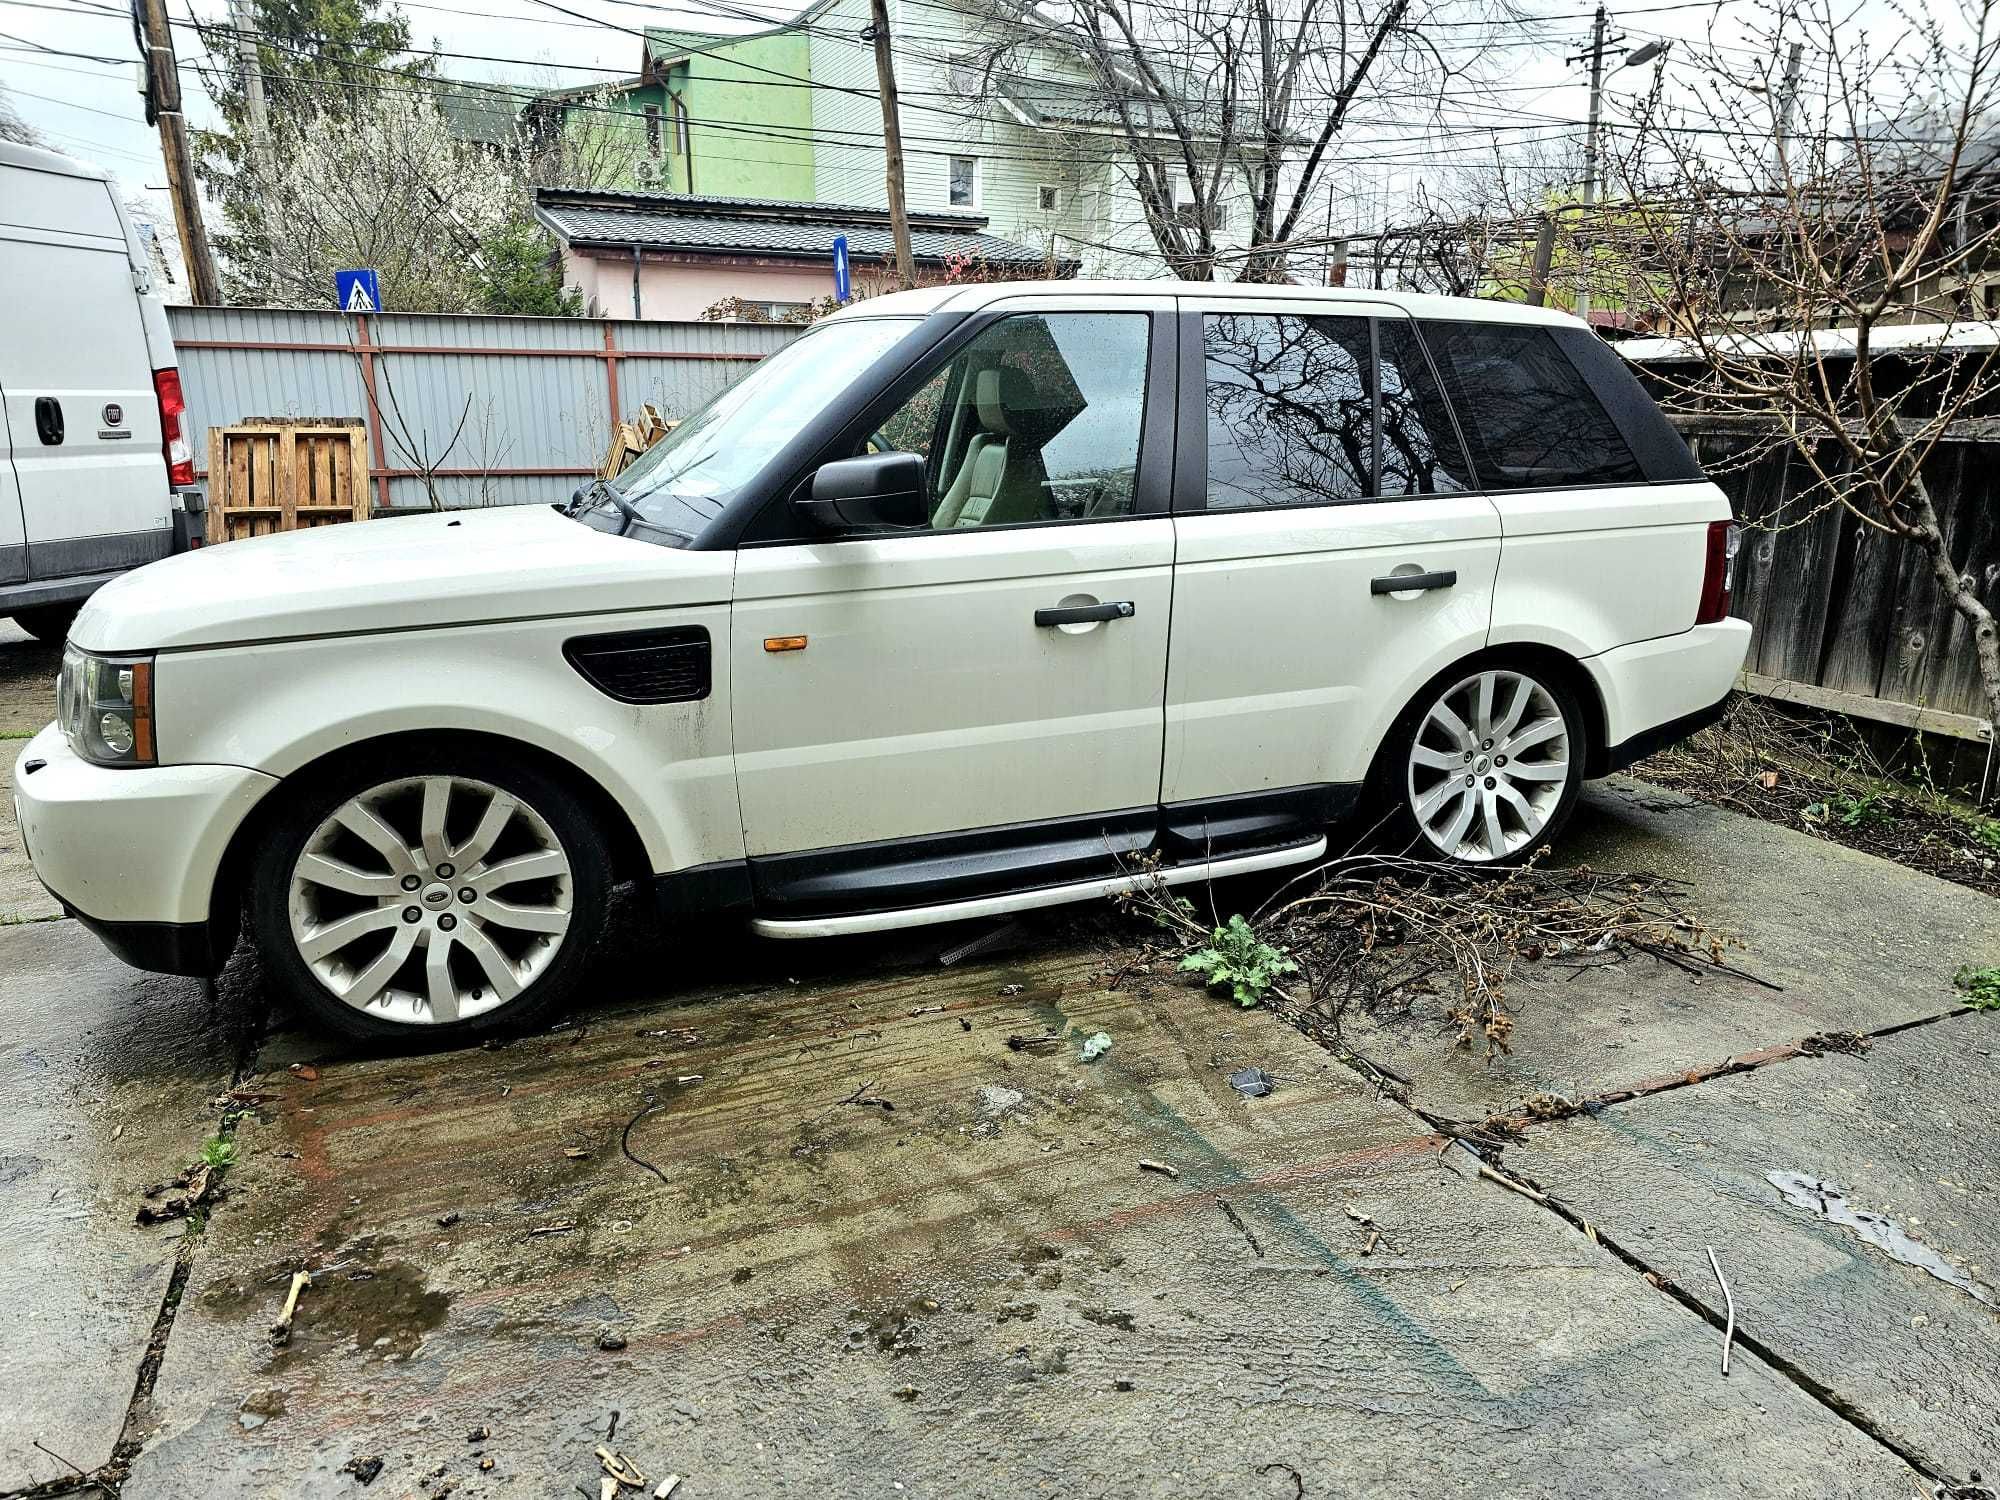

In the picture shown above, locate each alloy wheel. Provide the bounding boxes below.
[1405,669,1572,863]
[286,775,574,1025]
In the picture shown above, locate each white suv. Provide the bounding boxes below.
[13,283,1748,1041]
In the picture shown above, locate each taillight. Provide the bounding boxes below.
[153,367,194,487]
[1696,519,1741,625]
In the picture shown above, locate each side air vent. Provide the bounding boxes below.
[565,626,711,705]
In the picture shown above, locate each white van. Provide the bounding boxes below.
[0,140,197,641]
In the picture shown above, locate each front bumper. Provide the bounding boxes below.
[12,724,277,974]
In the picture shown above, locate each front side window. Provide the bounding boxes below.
[864,312,1151,528]
[589,316,919,542]
[1420,321,1644,489]
[949,156,977,207]
[1204,312,1372,508]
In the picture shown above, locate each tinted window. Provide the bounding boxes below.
[1420,321,1644,489]
[865,312,1149,528]
[1205,313,1372,508]
[1550,328,1705,483]
[1377,320,1471,495]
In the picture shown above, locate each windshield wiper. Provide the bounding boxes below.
[573,475,644,536]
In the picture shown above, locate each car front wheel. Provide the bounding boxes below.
[250,749,613,1042]
[1396,663,1584,865]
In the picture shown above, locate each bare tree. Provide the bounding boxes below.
[964,0,1520,281]
[0,80,46,146]
[1612,0,2000,726]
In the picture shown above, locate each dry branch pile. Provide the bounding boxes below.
[1121,853,1751,1065]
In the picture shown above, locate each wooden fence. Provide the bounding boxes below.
[1682,420,1997,782]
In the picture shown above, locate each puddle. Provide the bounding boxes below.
[1768,1171,1989,1303]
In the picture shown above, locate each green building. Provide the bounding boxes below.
[525,4,829,203]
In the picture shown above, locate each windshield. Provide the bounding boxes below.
[581,317,920,542]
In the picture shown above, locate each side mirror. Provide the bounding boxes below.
[796,452,928,531]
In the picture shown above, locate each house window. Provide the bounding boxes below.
[1038,184,1059,212]
[949,156,977,208]
[643,104,662,158]
[673,96,690,156]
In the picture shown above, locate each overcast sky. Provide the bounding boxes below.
[0,0,1899,248]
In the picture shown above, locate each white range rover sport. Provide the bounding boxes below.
[15,282,1749,1041]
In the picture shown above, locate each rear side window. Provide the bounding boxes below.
[1204,312,1372,508]
[1377,320,1472,496]
[1550,327,1705,482]
[1420,321,1645,489]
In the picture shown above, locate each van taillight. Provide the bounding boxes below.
[1696,519,1741,625]
[153,368,194,487]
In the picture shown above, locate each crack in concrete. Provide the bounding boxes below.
[1468,1145,1975,1495]
[1295,1003,1990,1495]
[0,980,277,1500]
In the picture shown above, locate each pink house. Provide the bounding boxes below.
[534,187,1074,322]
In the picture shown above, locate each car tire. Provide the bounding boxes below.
[1380,656,1587,867]
[12,605,79,643]
[248,744,614,1044]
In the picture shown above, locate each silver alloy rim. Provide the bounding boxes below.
[287,775,573,1025]
[1405,670,1571,863]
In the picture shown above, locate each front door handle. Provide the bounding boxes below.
[1370,570,1457,596]
[1036,601,1136,627]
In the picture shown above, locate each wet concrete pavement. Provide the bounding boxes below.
[1,626,1996,1495]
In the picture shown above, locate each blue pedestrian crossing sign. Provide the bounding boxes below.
[335,268,381,314]
[832,236,850,303]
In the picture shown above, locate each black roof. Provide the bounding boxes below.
[534,188,1066,269]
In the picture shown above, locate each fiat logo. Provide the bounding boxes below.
[102,403,124,426]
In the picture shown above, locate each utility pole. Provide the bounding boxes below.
[140,0,222,304]
[864,0,916,289]
[1773,41,1804,175]
[1525,212,1556,306]
[1575,2,1608,324]
[229,0,268,138]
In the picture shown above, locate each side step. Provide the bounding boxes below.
[749,836,1328,940]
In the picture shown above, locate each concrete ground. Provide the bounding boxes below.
[2,627,1996,1499]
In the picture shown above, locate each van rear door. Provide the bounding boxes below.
[0,148,172,585]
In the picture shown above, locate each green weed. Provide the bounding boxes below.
[199,1136,238,1170]
[1954,965,2000,1011]
[1180,914,1298,1008]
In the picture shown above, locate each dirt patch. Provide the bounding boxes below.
[1636,695,2000,898]
[0,631,59,738]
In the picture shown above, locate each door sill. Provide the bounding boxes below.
[749,836,1327,940]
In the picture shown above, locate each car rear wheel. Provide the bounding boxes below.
[250,749,613,1043]
[1394,663,1584,865]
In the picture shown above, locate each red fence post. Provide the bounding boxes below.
[353,315,393,514]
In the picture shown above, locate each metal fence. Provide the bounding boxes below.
[166,307,801,513]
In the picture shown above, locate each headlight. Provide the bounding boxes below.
[59,644,157,767]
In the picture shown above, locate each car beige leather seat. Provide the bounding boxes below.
[931,367,1050,529]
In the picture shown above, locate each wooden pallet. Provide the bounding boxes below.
[207,418,369,544]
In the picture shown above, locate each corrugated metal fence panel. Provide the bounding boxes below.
[168,307,370,469]
[614,319,800,427]
[165,307,801,510]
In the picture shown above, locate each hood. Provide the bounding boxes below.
[72,506,735,652]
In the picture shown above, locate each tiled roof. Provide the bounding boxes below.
[998,75,1224,138]
[535,189,1062,268]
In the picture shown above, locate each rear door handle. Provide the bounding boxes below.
[1370,570,1457,596]
[1036,601,1136,627]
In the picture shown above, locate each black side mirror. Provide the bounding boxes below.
[796,453,928,531]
